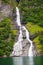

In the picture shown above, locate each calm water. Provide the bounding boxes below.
[0,56,43,65]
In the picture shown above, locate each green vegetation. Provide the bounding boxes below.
[0,18,17,56]
[12,30,18,35]
[26,22,43,35]
[19,0,43,26]
[33,33,43,54]
[26,22,43,54]
[0,0,18,56]
[19,0,43,54]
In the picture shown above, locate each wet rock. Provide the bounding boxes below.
[21,42,29,56]
[22,39,30,48]
[22,29,26,39]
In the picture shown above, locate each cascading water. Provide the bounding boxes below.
[10,7,34,56]
[16,7,21,26]
[22,26,33,56]
[10,7,23,56]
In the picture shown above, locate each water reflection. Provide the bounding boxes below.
[12,56,43,65]
[13,57,23,65]
[12,57,34,65]
[22,57,34,65]
[0,56,43,65]
[29,57,34,65]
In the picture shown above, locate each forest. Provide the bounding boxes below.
[18,0,43,55]
[0,0,43,56]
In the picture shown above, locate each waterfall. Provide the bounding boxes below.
[16,7,21,26]
[10,7,23,56]
[22,26,33,56]
[10,7,34,56]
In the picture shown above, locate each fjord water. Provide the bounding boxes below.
[0,56,43,65]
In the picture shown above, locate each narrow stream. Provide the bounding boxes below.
[10,7,34,57]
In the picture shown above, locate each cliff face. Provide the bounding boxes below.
[0,1,12,21]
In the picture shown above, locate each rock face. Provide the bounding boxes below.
[0,3,13,22]
[21,39,30,56]
[22,29,26,39]
[17,39,30,56]
[22,39,30,48]
[0,0,1,7]
[0,5,13,17]
[0,16,3,22]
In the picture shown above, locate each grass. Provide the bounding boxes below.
[26,22,43,35]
